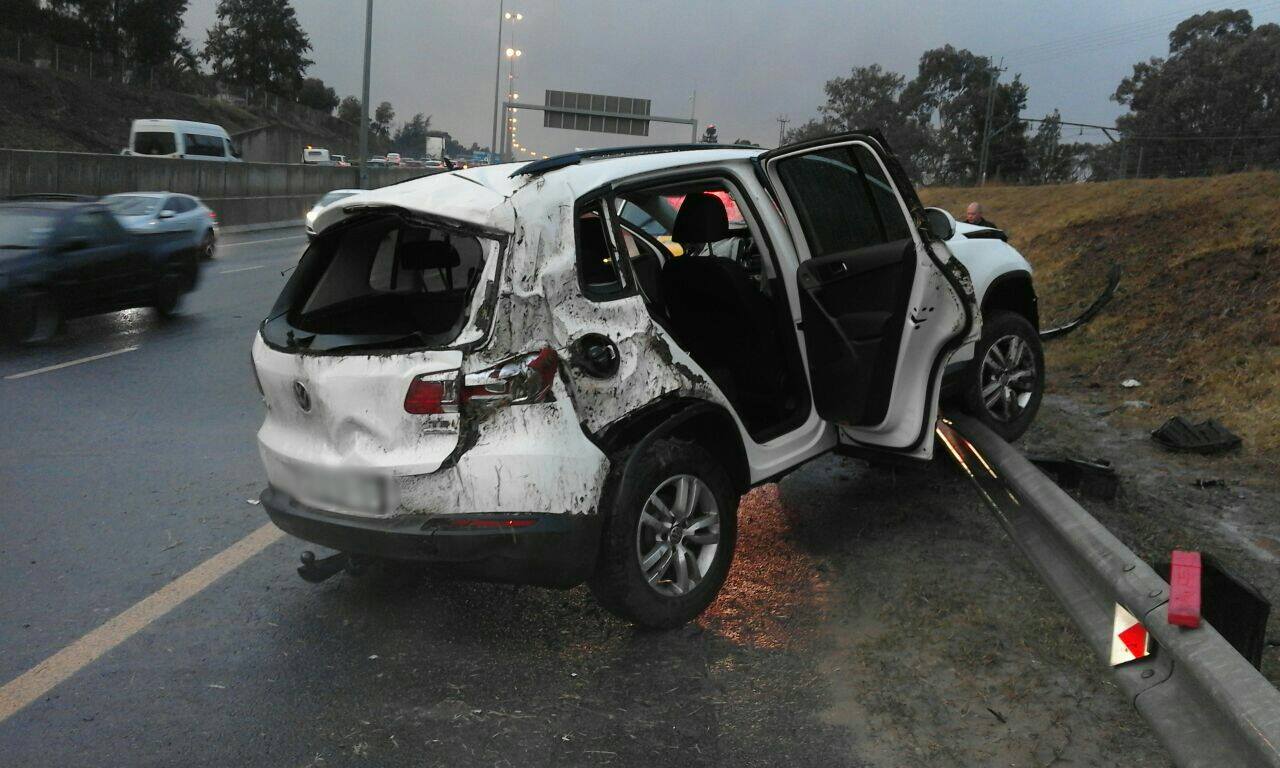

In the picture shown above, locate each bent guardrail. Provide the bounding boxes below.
[938,414,1280,768]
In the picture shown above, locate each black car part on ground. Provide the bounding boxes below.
[1040,263,1122,341]
[939,414,1280,767]
[1027,455,1119,500]
[1151,416,1243,455]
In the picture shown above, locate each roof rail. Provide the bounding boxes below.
[510,144,756,178]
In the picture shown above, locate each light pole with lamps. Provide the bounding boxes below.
[490,7,523,164]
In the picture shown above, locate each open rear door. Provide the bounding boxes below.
[758,132,974,458]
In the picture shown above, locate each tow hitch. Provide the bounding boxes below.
[297,550,350,583]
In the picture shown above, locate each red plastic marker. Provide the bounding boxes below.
[1167,550,1202,628]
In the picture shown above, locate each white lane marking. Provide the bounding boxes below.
[218,234,305,249]
[0,523,284,724]
[4,346,140,381]
[220,265,266,275]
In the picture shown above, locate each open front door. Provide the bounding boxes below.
[758,133,974,458]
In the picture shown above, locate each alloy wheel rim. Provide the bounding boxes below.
[635,474,720,597]
[980,333,1037,422]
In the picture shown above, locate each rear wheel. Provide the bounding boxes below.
[200,231,217,260]
[962,311,1044,441]
[153,273,187,317]
[589,438,738,629]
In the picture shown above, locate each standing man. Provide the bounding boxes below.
[964,202,997,228]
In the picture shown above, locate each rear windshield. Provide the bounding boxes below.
[274,215,497,351]
[104,196,160,216]
[133,131,176,155]
[0,209,58,248]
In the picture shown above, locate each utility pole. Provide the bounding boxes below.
[358,0,373,188]
[776,115,790,146]
[490,0,505,163]
[978,57,1004,187]
[689,90,697,143]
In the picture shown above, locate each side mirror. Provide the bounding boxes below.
[158,210,176,219]
[923,207,957,241]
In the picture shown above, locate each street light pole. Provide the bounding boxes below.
[489,0,505,163]
[358,0,373,188]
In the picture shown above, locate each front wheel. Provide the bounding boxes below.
[961,311,1045,441]
[589,438,738,629]
[4,291,62,344]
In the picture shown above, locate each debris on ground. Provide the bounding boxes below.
[1192,478,1227,489]
[1028,456,1120,500]
[1151,417,1242,455]
[1121,379,1142,388]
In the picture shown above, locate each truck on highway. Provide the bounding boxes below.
[0,197,202,343]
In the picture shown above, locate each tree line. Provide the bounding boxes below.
[788,9,1280,184]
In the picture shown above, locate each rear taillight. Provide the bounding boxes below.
[461,347,558,407]
[403,347,559,415]
[403,375,458,414]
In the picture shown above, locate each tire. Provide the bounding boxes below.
[962,310,1045,441]
[153,272,186,318]
[588,438,739,629]
[200,231,217,260]
[4,291,62,344]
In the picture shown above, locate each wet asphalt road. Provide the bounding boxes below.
[0,228,848,767]
[0,228,1167,767]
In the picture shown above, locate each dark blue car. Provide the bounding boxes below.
[0,198,201,343]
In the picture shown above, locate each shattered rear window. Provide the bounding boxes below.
[278,214,497,350]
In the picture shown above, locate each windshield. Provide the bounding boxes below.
[104,196,160,216]
[318,191,358,207]
[0,209,58,248]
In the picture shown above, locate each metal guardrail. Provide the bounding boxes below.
[938,414,1280,768]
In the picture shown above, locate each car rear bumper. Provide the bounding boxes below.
[260,486,602,588]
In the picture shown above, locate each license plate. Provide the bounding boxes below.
[277,460,389,516]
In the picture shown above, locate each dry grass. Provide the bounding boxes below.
[922,173,1280,464]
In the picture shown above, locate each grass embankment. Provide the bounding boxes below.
[922,173,1280,464]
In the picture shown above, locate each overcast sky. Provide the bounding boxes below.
[182,0,1280,156]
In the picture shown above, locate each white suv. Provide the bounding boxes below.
[251,134,1042,628]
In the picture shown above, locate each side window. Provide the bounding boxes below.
[853,146,913,242]
[774,146,893,258]
[162,197,181,214]
[63,211,117,244]
[133,131,176,155]
[183,134,226,157]
[176,197,197,213]
[576,201,628,300]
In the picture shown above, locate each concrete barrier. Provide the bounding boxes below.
[0,149,432,227]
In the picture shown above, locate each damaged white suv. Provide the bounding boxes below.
[252,133,1041,628]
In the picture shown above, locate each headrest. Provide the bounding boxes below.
[672,192,729,244]
[399,239,460,270]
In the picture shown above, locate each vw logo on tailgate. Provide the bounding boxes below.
[292,381,312,412]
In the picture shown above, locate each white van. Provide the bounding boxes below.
[302,147,332,165]
[124,119,241,162]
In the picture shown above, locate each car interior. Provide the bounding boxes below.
[289,216,488,345]
[577,179,810,441]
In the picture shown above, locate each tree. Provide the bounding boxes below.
[373,101,396,137]
[700,124,719,143]
[1113,9,1280,176]
[1026,111,1083,183]
[202,0,313,99]
[47,0,194,79]
[732,138,755,146]
[392,113,430,155]
[297,77,339,114]
[337,95,363,124]
[901,45,1029,184]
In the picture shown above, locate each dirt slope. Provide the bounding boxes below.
[0,60,351,154]
[922,173,1280,467]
